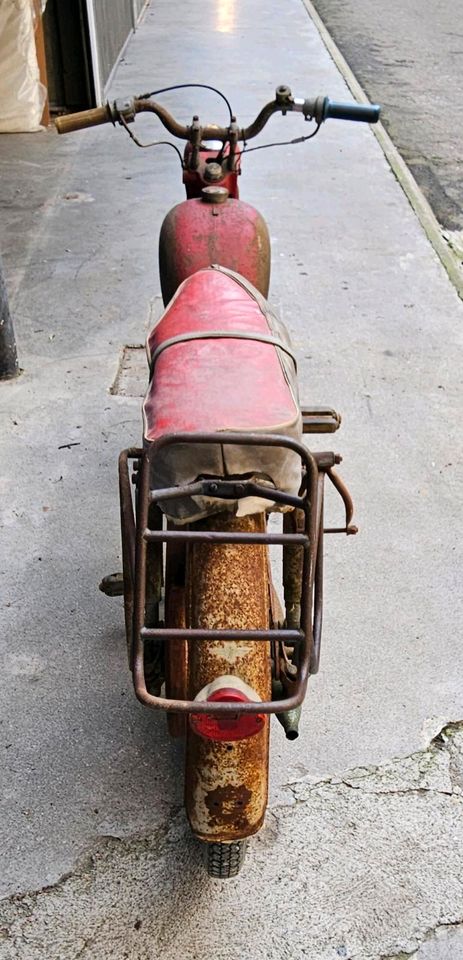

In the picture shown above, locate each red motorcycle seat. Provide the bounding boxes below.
[143,266,302,522]
[144,267,298,438]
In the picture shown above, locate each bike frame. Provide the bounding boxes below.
[115,101,359,854]
[55,84,377,869]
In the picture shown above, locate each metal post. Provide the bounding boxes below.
[0,256,19,381]
[131,0,138,30]
[85,0,103,106]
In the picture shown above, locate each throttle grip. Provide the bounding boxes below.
[323,99,380,123]
[55,104,113,135]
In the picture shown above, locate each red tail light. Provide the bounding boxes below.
[190,686,265,742]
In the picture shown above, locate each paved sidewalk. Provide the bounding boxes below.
[309,0,463,233]
[1,0,463,956]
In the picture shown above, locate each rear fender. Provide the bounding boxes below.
[184,512,271,842]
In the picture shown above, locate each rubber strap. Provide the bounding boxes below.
[150,330,298,370]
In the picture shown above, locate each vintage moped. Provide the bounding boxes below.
[56,84,379,877]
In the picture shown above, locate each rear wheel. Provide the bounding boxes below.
[204,840,247,879]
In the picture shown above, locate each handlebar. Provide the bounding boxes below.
[322,98,380,123]
[55,85,380,140]
[54,103,114,135]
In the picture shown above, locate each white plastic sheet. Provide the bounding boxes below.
[0,0,46,132]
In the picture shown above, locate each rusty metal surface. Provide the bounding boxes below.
[283,508,305,631]
[144,529,308,545]
[185,512,271,841]
[182,143,240,198]
[301,405,342,433]
[120,431,356,718]
[128,433,318,715]
[158,197,270,305]
[99,572,124,596]
[134,89,300,144]
[142,627,302,642]
[325,467,358,535]
[149,478,304,510]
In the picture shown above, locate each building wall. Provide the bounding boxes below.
[86,0,149,102]
[133,0,147,17]
[91,0,133,95]
[0,0,149,126]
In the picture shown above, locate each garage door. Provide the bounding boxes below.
[87,0,147,100]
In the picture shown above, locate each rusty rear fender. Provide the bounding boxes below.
[184,512,271,841]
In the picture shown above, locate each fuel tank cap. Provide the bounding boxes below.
[201,186,229,204]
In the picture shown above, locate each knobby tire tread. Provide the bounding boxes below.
[205,840,247,878]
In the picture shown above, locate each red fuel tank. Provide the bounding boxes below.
[158,188,271,305]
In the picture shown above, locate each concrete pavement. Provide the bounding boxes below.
[1,0,463,956]
[1,723,462,959]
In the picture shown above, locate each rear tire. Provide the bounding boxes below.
[204,840,247,879]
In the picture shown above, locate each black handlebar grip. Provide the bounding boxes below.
[323,99,381,123]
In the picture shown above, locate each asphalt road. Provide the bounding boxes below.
[309,0,463,233]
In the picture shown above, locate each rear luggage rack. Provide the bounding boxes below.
[119,431,356,717]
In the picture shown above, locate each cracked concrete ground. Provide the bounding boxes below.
[1,0,463,955]
[1,723,462,960]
